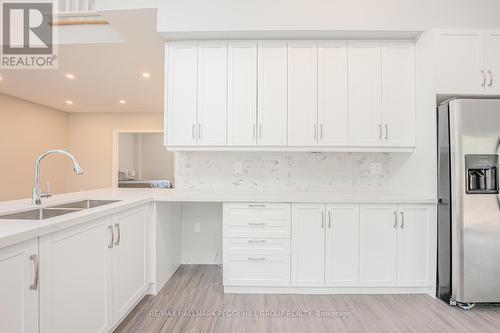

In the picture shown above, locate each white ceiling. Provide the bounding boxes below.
[0,9,164,113]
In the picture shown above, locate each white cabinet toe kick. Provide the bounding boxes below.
[223,202,436,296]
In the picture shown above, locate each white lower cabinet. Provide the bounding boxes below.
[111,207,148,321]
[359,204,436,288]
[291,204,325,287]
[40,216,112,333]
[0,239,38,333]
[39,205,149,333]
[325,204,360,287]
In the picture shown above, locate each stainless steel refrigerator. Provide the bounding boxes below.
[437,98,500,308]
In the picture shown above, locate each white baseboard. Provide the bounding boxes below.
[224,286,435,296]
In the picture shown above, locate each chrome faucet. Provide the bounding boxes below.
[32,150,84,205]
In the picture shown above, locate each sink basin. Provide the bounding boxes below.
[48,200,121,210]
[0,208,80,220]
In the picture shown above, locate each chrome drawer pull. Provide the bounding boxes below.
[108,225,114,248]
[393,211,398,228]
[248,257,266,261]
[248,240,266,244]
[248,222,266,226]
[114,223,121,246]
[248,204,266,208]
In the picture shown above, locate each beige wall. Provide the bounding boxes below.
[0,94,68,201]
[65,112,163,192]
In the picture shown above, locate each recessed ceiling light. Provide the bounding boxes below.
[0,76,3,81]
[65,73,75,79]
[65,100,74,105]
[119,99,126,104]
[141,72,150,78]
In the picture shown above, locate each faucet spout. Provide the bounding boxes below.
[32,150,84,205]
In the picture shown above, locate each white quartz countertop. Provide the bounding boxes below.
[0,188,436,249]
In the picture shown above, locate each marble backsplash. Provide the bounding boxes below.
[174,152,392,192]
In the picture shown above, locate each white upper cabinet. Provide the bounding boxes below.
[288,41,318,147]
[484,32,500,94]
[291,203,325,287]
[381,42,415,147]
[348,41,382,146]
[197,42,228,146]
[435,30,500,94]
[257,41,288,146]
[318,41,349,146]
[227,42,258,146]
[165,39,416,151]
[436,32,483,94]
[166,42,198,146]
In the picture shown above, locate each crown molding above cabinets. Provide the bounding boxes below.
[165,40,416,152]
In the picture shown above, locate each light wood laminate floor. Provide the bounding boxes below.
[115,265,500,333]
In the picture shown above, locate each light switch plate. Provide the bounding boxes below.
[370,162,382,175]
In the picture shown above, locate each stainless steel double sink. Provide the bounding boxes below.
[0,200,121,220]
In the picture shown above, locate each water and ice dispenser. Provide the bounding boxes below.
[465,154,499,194]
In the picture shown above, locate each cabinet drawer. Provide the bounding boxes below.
[223,255,290,287]
[223,203,291,238]
[223,238,290,255]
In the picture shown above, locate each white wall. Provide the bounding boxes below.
[155,0,500,33]
[118,133,136,176]
[181,203,223,265]
[137,133,174,180]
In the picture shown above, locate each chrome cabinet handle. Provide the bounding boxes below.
[321,211,324,229]
[488,70,493,87]
[320,124,323,139]
[29,254,39,290]
[248,204,266,208]
[328,211,331,228]
[114,223,121,246]
[314,124,317,140]
[198,124,202,139]
[481,70,486,87]
[385,124,388,139]
[248,239,266,244]
[191,123,195,139]
[400,211,404,228]
[248,222,266,226]
[393,211,397,228]
[248,257,266,261]
[108,225,114,248]
[378,124,382,139]
[259,124,262,139]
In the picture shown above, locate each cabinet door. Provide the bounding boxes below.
[291,203,325,287]
[40,217,112,333]
[348,41,382,146]
[288,41,318,146]
[435,32,484,94]
[359,204,398,287]
[396,205,436,287]
[0,239,38,333]
[166,42,198,146]
[112,206,148,321]
[381,42,415,147]
[227,42,258,146]
[485,32,500,93]
[325,204,360,287]
[318,41,349,146]
[197,41,227,146]
[257,41,288,146]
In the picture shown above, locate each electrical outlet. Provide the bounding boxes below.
[194,222,201,233]
[370,162,382,175]
[234,162,243,175]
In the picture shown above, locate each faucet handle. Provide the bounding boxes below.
[41,182,52,199]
